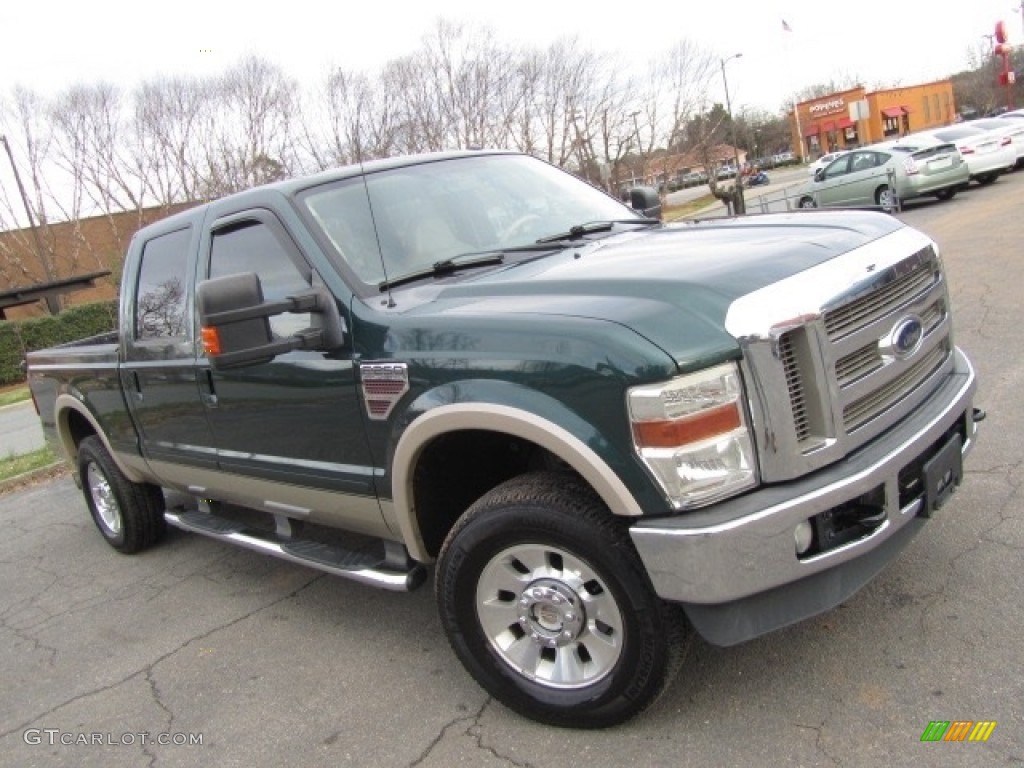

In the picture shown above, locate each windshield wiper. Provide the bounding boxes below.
[535,218,661,243]
[378,253,505,292]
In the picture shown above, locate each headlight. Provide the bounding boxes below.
[627,362,758,509]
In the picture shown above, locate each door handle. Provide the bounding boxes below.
[131,371,143,402]
[200,369,218,407]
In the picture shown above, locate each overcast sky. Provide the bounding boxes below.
[1,0,1020,115]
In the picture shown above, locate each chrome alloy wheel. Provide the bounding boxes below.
[475,543,624,689]
[87,462,121,535]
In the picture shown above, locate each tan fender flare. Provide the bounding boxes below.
[391,403,643,562]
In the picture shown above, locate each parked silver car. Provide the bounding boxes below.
[796,143,969,211]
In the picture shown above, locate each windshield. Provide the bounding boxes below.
[300,154,639,287]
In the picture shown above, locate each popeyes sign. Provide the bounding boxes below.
[809,98,846,115]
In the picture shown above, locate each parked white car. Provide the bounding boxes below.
[897,126,1015,184]
[807,151,848,176]
[966,117,1024,167]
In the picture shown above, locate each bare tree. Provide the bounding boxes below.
[201,56,298,197]
[132,75,213,205]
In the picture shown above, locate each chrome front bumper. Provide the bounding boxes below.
[629,348,977,615]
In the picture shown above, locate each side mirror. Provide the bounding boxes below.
[197,272,345,371]
[628,186,662,219]
[814,168,825,182]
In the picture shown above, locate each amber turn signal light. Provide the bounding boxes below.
[632,402,742,448]
[201,326,222,356]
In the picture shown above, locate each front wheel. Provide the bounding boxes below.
[78,435,166,554]
[935,188,957,201]
[798,196,817,209]
[436,472,688,728]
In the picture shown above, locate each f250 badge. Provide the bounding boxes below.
[359,363,410,420]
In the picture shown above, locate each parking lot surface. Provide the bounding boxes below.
[2,171,1022,767]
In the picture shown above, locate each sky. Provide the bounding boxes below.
[1,0,1021,116]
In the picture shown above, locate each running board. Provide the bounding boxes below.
[165,510,426,592]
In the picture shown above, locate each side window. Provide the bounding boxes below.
[823,156,850,179]
[136,228,191,340]
[208,220,311,338]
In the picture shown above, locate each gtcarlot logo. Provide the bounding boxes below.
[23,729,204,747]
[921,721,997,742]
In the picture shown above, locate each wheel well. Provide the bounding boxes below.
[411,429,574,558]
[65,408,97,454]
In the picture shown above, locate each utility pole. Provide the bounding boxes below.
[630,110,645,186]
[721,54,745,215]
[1,134,59,313]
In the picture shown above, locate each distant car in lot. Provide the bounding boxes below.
[901,125,1015,184]
[796,143,969,211]
[964,118,1024,167]
[807,151,848,176]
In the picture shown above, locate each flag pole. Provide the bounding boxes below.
[782,19,806,163]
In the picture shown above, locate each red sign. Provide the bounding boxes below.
[995,20,1008,44]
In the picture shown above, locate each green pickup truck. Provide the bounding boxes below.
[27,150,980,728]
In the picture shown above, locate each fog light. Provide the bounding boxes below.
[794,520,814,555]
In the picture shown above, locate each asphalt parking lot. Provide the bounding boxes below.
[2,171,1022,767]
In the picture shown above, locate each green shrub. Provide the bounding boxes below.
[0,300,119,386]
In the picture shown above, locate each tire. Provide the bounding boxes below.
[976,173,997,186]
[436,471,689,728]
[875,185,897,212]
[935,188,957,201]
[798,196,816,209]
[78,435,166,554]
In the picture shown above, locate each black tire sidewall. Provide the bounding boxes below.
[438,499,671,728]
[79,439,126,548]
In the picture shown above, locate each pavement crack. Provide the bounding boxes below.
[407,697,490,768]
[466,698,536,767]
[0,573,324,741]
[794,720,842,766]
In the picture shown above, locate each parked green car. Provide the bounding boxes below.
[797,143,969,211]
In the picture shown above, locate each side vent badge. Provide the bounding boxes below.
[360,363,410,420]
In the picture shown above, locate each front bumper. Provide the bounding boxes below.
[629,347,978,645]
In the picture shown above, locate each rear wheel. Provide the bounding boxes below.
[436,471,689,728]
[78,436,166,554]
[976,173,998,186]
[935,188,957,201]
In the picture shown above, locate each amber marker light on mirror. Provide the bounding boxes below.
[201,327,222,356]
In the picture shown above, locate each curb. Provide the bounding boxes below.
[0,462,69,494]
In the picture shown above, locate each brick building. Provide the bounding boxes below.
[0,203,193,319]
[790,80,957,160]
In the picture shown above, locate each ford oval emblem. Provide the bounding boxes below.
[888,315,924,359]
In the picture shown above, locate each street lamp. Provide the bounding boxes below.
[720,53,744,214]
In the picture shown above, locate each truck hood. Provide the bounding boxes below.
[405,211,906,371]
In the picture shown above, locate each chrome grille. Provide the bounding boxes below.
[728,230,957,482]
[843,341,949,431]
[779,332,810,443]
[824,252,939,340]
[833,296,947,388]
